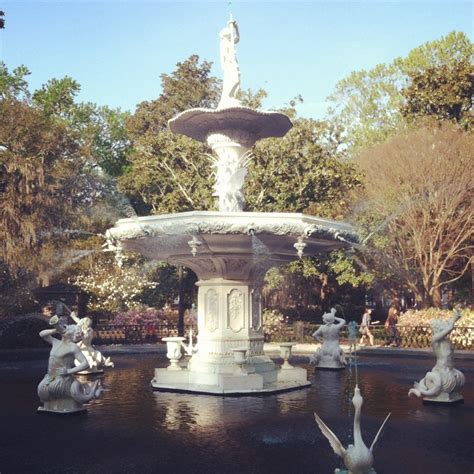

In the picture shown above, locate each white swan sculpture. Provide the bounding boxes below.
[314,385,391,474]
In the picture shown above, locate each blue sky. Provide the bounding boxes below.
[1,1,472,118]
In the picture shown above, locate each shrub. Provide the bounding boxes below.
[0,315,49,349]
[262,309,288,341]
[398,307,474,327]
[110,307,177,326]
[398,307,473,349]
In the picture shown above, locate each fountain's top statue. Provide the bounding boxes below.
[218,16,241,108]
[169,16,293,212]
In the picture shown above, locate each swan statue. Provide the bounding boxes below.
[314,385,391,474]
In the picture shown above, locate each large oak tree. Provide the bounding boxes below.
[354,124,473,307]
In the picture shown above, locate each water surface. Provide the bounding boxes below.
[0,353,472,473]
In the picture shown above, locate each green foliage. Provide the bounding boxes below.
[121,55,219,214]
[119,131,213,213]
[237,87,268,109]
[0,62,30,100]
[401,60,474,129]
[264,267,284,290]
[327,250,374,287]
[0,315,49,349]
[32,77,81,117]
[246,118,362,217]
[126,55,220,136]
[328,31,473,149]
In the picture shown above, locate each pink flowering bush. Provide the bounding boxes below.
[110,307,175,326]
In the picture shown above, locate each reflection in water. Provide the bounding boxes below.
[154,392,267,432]
[0,353,472,474]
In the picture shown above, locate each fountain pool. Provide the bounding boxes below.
[1,353,472,473]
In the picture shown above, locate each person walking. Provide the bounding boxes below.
[359,308,377,346]
[385,306,401,347]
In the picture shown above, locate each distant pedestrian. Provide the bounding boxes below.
[359,308,377,346]
[385,306,401,347]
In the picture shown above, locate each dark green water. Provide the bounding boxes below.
[0,353,472,473]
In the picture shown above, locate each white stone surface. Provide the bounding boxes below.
[218,16,241,109]
[310,308,347,369]
[37,316,103,414]
[108,16,355,396]
[71,313,114,373]
[409,307,465,403]
[151,277,312,394]
[314,385,390,474]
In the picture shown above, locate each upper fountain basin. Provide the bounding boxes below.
[105,211,357,280]
[168,106,292,147]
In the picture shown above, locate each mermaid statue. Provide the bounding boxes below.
[310,307,347,369]
[37,315,103,414]
[70,312,114,373]
[409,306,465,403]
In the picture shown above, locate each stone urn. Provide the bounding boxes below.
[163,337,186,371]
[279,343,296,369]
[232,347,248,375]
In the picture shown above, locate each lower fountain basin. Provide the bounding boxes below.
[0,352,472,474]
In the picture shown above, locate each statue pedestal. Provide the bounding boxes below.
[314,356,346,370]
[423,392,464,404]
[335,470,376,474]
[37,399,87,415]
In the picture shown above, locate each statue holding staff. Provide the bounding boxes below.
[218,16,241,108]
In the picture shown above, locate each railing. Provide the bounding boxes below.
[93,323,473,350]
[265,323,473,350]
[93,324,194,345]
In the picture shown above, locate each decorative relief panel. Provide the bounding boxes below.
[194,258,217,273]
[205,289,219,332]
[251,289,262,331]
[227,289,245,332]
[224,258,249,272]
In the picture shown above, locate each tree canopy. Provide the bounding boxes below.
[327,31,473,149]
[353,124,473,307]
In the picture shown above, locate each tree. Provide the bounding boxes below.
[401,60,474,129]
[0,99,81,276]
[32,76,132,176]
[246,118,361,218]
[119,55,220,214]
[0,62,30,100]
[353,124,473,307]
[126,55,220,136]
[328,32,473,149]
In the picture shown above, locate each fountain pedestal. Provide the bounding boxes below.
[152,277,310,394]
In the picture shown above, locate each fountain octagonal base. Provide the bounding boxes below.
[151,366,311,395]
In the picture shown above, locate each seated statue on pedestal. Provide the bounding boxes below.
[37,316,103,414]
[310,308,347,369]
[409,307,465,403]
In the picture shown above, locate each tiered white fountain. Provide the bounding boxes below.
[105,16,357,395]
